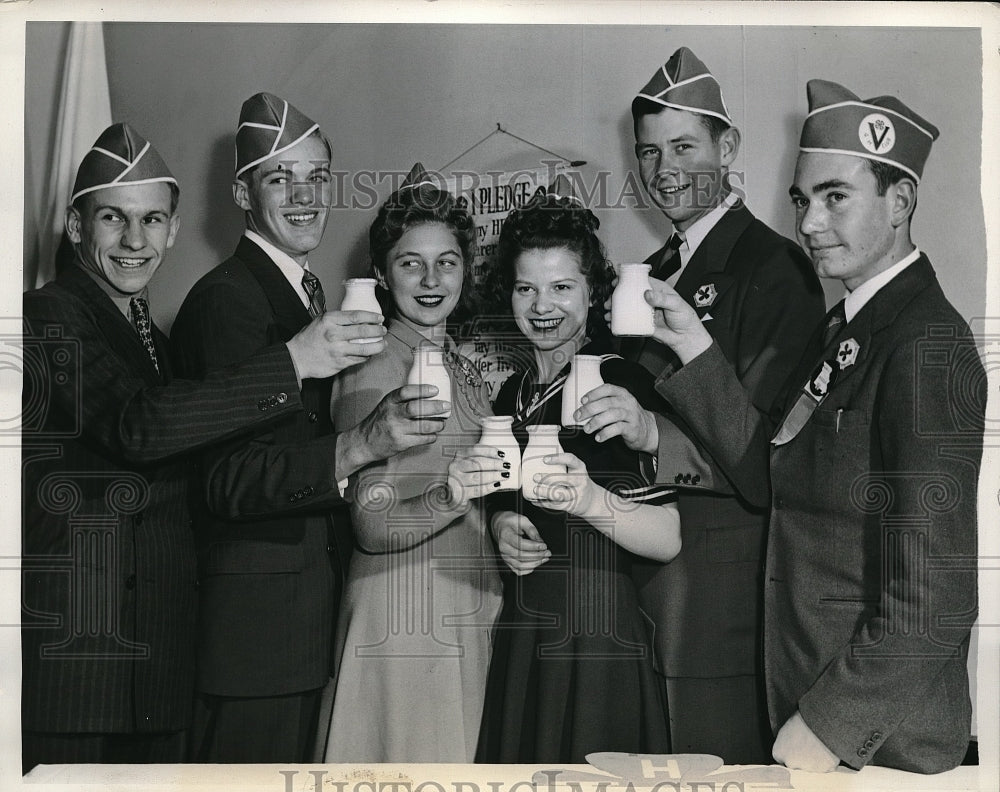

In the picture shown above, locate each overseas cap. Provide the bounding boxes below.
[71,122,177,204]
[633,47,732,125]
[235,92,321,178]
[799,79,938,182]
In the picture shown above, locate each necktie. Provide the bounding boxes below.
[771,301,849,446]
[652,233,684,280]
[129,297,161,377]
[301,270,327,319]
[822,299,847,347]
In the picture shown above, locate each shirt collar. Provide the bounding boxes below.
[76,262,148,321]
[244,229,311,309]
[386,317,455,353]
[666,190,740,286]
[844,247,921,322]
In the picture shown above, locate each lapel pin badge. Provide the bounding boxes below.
[837,338,860,369]
[694,283,718,308]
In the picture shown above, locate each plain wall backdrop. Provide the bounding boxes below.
[25,23,986,336]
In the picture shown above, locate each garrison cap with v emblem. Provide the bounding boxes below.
[632,46,733,124]
[236,92,321,177]
[799,79,939,183]
[71,123,177,204]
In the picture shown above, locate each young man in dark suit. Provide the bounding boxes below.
[21,123,416,772]
[568,47,825,763]
[171,93,451,763]
[645,80,983,773]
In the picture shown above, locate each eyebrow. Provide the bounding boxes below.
[393,249,461,260]
[92,204,168,217]
[789,179,854,197]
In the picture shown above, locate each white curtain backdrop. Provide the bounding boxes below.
[32,21,112,289]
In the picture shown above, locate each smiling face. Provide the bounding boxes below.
[65,182,179,296]
[790,152,903,291]
[234,132,332,265]
[635,107,737,232]
[511,247,591,365]
[381,222,465,338]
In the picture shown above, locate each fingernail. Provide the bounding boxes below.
[502,462,511,470]
[501,471,510,479]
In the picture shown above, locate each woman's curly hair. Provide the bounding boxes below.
[481,193,614,340]
[368,182,478,327]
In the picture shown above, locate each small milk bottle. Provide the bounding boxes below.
[561,354,605,427]
[340,278,383,343]
[611,263,655,336]
[478,416,520,491]
[521,424,567,501]
[406,345,452,418]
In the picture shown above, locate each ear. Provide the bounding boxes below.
[65,206,82,244]
[888,178,917,227]
[718,125,741,167]
[233,179,251,211]
[166,213,181,249]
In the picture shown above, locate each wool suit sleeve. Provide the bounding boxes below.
[796,333,982,769]
[170,279,343,519]
[23,287,303,465]
[654,241,825,506]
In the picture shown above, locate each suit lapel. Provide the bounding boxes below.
[776,254,937,424]
[235,236,313,337]
[634,202,752,374]
[60,266,165,385]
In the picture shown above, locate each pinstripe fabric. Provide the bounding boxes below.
[22,264,304,734]
[170,236,350,700]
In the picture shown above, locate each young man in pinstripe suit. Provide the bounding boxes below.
[22,123,440,772]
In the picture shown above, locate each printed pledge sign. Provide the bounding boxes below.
[444,165,569,400]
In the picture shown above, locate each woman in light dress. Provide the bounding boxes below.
[321,167,503,763]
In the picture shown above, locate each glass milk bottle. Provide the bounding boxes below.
[561,354,605,427]
[521,424,567,501]
[611,263,655,336]
[406,345,452,418]
[340,278,381,313]
[340,278,383,344]
[478,416,520,491]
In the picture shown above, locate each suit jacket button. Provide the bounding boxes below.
[872,732,882,740]
[326,545,334,554]
[692,474,701,485]
[277,392,288,404]
[125,574,137,590]
[674,474,684,484]
[308,411,318,423]
[858,748,868,758]
[257,399,268,411]
[304,486,314,496]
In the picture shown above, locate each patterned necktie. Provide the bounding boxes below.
[301,269,327,319]
[822,299,847,347]
[129,297,161,377]
[652,233,684,280]
[771,301,849,446]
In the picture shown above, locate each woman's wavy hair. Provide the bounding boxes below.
[482,192,614,342]
[368,181,477,332]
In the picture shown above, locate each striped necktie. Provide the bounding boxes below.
[129,297,161,377]
[823,299,847,347]
[301,270,327,319]
[771,301,850,446]
[652,233,684,280]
